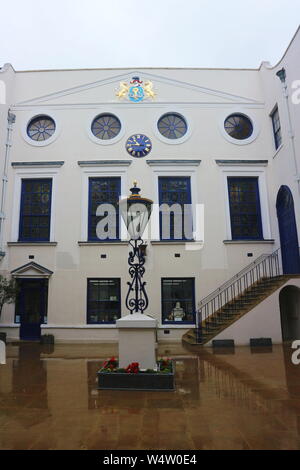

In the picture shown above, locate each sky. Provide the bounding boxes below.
[0,0,300,70]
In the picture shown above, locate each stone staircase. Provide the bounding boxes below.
[183,274,294,347]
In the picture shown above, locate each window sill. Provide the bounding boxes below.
[78,241,128,246]
[7,242,58,246]
[159,324,195,328]
[223,239,275,244]
[151,240,195,245]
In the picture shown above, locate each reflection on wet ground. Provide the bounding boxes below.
[0,342,300,449]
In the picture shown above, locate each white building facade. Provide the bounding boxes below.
[0,28,300,344]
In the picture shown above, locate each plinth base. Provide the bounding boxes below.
[116,313,157,370]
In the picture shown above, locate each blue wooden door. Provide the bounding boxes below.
[17,279,48,341]
[276,186,300,274]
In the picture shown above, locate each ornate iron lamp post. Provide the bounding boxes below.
[119,181,153,314]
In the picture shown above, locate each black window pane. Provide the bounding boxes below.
[88,177,121,241]
[271,107,282,150]
[161,278,195,324]
[228,177,263,240]
[158,177,192,241]
[224,114,253,140]
[87,279,121,324]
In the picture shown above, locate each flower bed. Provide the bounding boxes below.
[97,357,175,391]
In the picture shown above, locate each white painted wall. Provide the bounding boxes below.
[207,279,300,346]
[259,27,300,241]
[0,28,299,342]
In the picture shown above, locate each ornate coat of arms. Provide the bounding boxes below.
[116,77,156,102]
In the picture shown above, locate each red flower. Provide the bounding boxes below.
[126,362,140,373]
[102,357,118,370]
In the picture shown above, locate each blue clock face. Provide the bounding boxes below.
[126,134,152,157]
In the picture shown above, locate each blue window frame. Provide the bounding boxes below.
[19,178,52,242]
[91,114,121,140]
[161,278,195,324]
[158,176,192,240]
[271,106,282,150]
[228,177,263,240]
[88,177,121,241]
[27,115,56,142]
[157,113,187,139]
[87,278,121,324]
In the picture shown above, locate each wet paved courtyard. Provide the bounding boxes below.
[0,341,300,450]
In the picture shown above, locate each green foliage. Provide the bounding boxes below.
[0,276,18,319]
[157,357,173,373]
[99,368,111,373]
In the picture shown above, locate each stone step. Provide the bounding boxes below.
[183,275,289,347]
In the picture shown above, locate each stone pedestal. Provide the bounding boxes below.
[116,313,157,370]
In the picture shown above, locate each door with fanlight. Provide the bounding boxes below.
[276,186,300,274]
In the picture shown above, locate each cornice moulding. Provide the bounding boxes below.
[11,161,64,168]
[77,160,132,167]
[147,159,201,166]
[215,159,268,166]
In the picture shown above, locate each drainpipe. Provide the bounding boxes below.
[276,68,300,196]
[0,110,16,260]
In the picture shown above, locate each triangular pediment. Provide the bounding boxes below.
[11,262,53,278]
[15,70,262,106]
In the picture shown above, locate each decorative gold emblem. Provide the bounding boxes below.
[115,81,129,99]
[143,81,156,99]
[115,77,156,102]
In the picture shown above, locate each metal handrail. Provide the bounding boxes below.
[198,253,270,308]
[196,248,282,334]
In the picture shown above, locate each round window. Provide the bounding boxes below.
[157,113,187,139]
[91,114,121,140]
[27,116,56,141]
[224,114,253,140]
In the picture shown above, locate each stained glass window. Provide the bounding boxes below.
[19,179,52,241]
[88,177,121,241]
[161,278,195,324]
[224,114,253,140]
[87,279,121,324]
[158,113,187,139]
[91,114,121,140]
[228,177,263,240]
[158,177,192,240]
[27,116,56,141]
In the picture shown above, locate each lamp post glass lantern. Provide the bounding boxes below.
[276,68,286,83]
[119,182,153,314]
